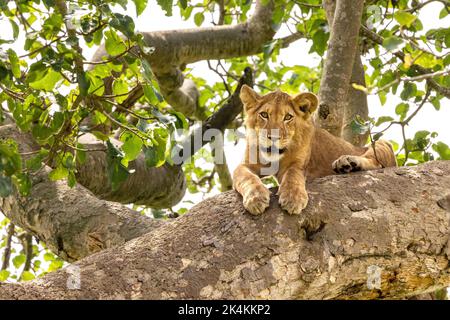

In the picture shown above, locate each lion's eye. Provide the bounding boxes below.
[284,114,293,121]
[259,112,269,119]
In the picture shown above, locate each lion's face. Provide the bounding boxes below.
[240,85,318,162]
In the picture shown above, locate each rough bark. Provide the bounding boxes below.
[342,54,370,146]
[1,161,449,299]
[321,0,369,145]
[91,1,276,119]
[0,124,164,261]
[316,0,365,138]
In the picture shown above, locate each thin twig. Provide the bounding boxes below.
[1,223,15,271]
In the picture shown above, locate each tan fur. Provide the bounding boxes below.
[233,85,397,215]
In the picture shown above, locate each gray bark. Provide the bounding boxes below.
[1,161,449,299]
[322,0,369,145]
[342,54,369,146]
[316,0,366,138]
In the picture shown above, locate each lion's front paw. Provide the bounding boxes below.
[332,155,363,174]
[278,187,309,215]
[242,185,271,215]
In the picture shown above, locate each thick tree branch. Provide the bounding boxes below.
[0,161,449,299]
[321,0,369,146]
[316,0,366,138]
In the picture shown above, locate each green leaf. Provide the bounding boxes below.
[400,82,417,100]
[105,30,127,56]
[263,40,277,61]
[439,7,448,19]
[179,0,187,9]
[432,142,450,160]
[394,11,416,27]
[395,102,409,120]
[120,132,143,162]
[133,0,148,16]
[110,13,136,38]
[7,49,20,78]
[67,171,76,188]
[48,259,64,272]
[170,110,189,130]
[382,36,404,51]
[106,141,129,191]
[9,19,19,40]
[112,79,129,103]
[21,271,35,281]
[144,128,168,167]
[92,130,110,141]
[144,145,165,167]
[157,0,173,16]
[0,270,10,281]
[143,83,163,105]
[0,175,13,197]
[430,96,440,110]
[309,29,328,56]
[78,72,90,97]
[141,59,154,83]
[194,12,205,26]
[43,252,54,261]
[48,166,69,181]
[12,254,26,268]
[0,142,22,175]
[13,173,31,196]
[375,116,394,126]
[27,63,62,91]
[373,132,383,141]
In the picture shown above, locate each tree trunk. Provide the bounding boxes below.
[1,161,449,299]
[316,0,366,138]
[321,0,369,145]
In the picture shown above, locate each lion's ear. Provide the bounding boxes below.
[240,85,261,112]
[292,92,319,116]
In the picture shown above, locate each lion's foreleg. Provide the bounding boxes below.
[233,164,271,215]
[277,165,308,215]
[332,140,397,174]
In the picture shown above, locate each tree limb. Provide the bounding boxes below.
[0,161,449,299]
[321,0,369,146]
[316,0,366,138]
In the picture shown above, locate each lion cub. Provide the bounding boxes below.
[233,85,397,215]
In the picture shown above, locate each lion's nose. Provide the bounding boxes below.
[267,131,280,141]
